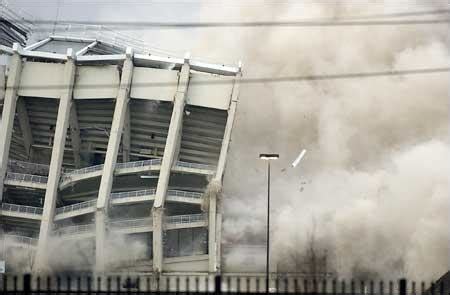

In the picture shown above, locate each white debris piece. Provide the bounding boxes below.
[292,149,307,168]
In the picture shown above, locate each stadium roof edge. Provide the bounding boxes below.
[1,35,241,76]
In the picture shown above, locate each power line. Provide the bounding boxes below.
[341,9,450,19]
[16,18,450,31]
[6,67,449,91]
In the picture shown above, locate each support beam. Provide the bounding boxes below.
[75,41,98,56]
[69,102,81,168]
[152,60,190,273]
[95,48,134,274]
[35,49,76,272]
[122,104,131,162]
[208,72,241,273]
[214,72,241,182]
[0,44,22,203]
[16,97,33,160]
[23,37,52,51]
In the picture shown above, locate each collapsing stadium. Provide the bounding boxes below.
[0,24,242,275]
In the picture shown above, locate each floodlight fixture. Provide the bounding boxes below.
[259,154,279,160]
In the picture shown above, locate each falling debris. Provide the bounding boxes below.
[292,149,307,168]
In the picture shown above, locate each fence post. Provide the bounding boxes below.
[400,279,407,295]
[23,273,31,294]
[215,275,222,294]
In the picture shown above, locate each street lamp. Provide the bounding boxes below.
[259,153,279,294]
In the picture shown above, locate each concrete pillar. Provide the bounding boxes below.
[209,72,241,272]
[122,105,131,162]
[69,102,81,168]
[152,60,190,273]
[208,191,218,272]
[16,97,33,160]
[95,48,134,274]
[0,44,22,203]
[35,49,76,272]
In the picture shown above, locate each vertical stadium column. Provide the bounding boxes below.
[152,57,190,273]
[122,105,131,162]
[16,97,34,160]
[69,103,81,168]
[95,48,134,274]
[209,71,242,273]
[0,44,22,203]
[35,49,77,272]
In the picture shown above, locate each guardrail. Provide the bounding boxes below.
[59,159,214,186]
[110,189,202,201]
[53,224,95,237]
[175,161,216,171]
[0,275,437,294]
[7,160,50,176]
[111,189,156,200]
[109,218,153,229]
[1,203,43,215]
[168,190,203,199]
[165,213,207,225]
[50,23,182,57]
[61,164,104,181]
[55,199,97,215]
[3,234,38,246]
[5,172,48,184]
[115,159,162,170]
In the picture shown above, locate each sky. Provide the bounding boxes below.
[11,0,450,280]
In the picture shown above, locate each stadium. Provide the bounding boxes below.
[0,9,241,276]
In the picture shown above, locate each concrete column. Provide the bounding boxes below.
[208,190,218,272]
[152,60,190,273]
[0,44,22,203]
[214,72,241,182]
[95,48,134,274]
[16,97,33,160]
[35,49,76,272]
[69,103,81,168]
[209,72,241,272]
[122,105,131,162]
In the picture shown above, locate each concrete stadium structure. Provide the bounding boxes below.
[0,33,241,275]
[0,0,33,47]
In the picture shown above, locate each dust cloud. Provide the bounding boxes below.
[216,1,450,280]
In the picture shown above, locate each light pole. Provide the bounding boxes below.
[259,153,279,294]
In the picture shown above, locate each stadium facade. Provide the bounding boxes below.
[0,31,241,275]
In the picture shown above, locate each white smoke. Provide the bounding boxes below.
[215,0,450,281]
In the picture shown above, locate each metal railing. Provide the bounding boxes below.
[110,189,202,201]
[165,213,207,225]
[0,275,441,294]
[111,189,156,200]
[168,190,203,199]
[175,161,216,172]
[3,234,38,246]
[60,159,162,183]
[53,224,95,237]
[50,23,182,57]
[109,218,153,229]
[7,160,50,176]
[5,172,48,184]
[60,164,104,182]
[115,159,162,170]
[55,199,97,215]
[1,203,43,215]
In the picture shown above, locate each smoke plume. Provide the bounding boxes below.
[213,1,450,280]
